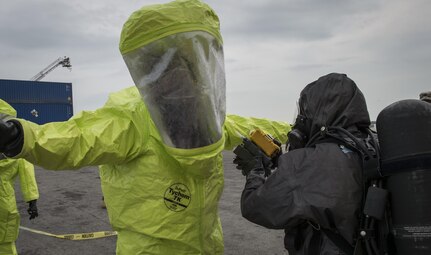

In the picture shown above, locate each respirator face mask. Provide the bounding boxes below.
[287,102,311,151]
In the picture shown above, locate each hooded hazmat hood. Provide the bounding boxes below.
[119,0,226,149]
[298,73,371,141]
[119,0,222,55]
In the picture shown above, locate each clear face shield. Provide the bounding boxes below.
[292,101,300,124]
[123,31,226,149]
[287,100,310,151]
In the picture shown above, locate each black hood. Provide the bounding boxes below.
[299,73,371,140]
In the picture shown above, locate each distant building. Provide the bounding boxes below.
[0,79,73,124]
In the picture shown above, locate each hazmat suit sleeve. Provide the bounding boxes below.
[14,93,148,170]
[223,114,290,150]
[17,159,39,202]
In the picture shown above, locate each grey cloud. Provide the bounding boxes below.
[0,1,118,51]
[211,0,382,42]
[289,63,329,71]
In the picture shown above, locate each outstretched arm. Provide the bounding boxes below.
[4,104,147,170]
[224,114,291,150]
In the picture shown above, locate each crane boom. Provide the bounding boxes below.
[31,56,72,81]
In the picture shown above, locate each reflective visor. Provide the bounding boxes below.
[123,31,226,148]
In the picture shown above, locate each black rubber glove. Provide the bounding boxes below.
[233,138,272,177]
[27,200,39,220]
[0,120,24,157]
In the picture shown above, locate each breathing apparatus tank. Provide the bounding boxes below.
[376,99,431,254]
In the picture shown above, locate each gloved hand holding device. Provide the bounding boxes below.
[233,138,273,177]
[233,129,282,177]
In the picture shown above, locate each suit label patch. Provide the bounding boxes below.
[164,183,191,212]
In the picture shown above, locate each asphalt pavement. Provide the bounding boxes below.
[15,151,287,255]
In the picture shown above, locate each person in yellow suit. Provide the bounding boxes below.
[0,0,290,254]
[0,99,39,255]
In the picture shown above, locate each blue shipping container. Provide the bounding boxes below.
[0,79,73,124]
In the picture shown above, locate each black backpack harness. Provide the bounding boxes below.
[293,126,394,255]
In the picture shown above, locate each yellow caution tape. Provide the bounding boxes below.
[19,226,117,240]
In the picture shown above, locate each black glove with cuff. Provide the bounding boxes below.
[27,200,39,220]
[233,138,272,177]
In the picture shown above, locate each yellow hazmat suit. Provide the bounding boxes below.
[0,100,39,255]
[12,0,291,254]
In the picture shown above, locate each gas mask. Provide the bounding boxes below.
[287,114,311,151]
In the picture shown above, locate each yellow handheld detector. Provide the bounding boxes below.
[249,129,281,158]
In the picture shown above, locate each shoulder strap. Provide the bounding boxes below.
[321,228,354,255]
[309,228,355,255]
[308,227,322,255]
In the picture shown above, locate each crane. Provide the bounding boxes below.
[30,56,72,81]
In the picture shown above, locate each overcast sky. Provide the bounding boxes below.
[0,0,430,122]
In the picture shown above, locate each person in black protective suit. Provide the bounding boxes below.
[233,73,374,255]
[420,91,431,103]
